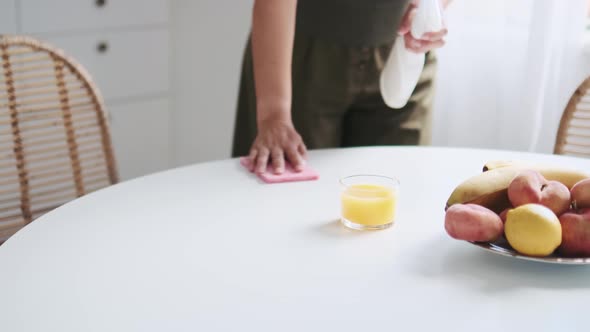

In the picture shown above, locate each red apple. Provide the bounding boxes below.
[445,204,504,242]
[508,170,571,215]
[558,209,590,257]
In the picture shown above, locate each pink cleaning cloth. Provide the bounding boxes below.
[239,157,319,183]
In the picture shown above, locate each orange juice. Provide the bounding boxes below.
[340,183,397,229]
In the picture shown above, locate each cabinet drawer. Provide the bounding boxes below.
[0,0,17,33]
[20,0,168,34]
[107,98,170,181]
[43,28,169,102]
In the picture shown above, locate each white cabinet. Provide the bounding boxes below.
[2,0,171,181]
[43,28,170,102]
[19,0,168,33]
[0,0,18,33]
[108,98,171,180]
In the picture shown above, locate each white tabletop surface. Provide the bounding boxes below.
[1,146,590,332]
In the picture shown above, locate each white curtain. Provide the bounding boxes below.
[432,0,589,153]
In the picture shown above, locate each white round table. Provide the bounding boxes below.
[1,146,590,331]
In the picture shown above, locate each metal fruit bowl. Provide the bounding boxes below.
[468,237,590,265]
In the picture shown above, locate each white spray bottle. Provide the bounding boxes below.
[380,0,444,108]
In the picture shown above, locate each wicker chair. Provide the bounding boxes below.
[0,35,118,243]
[554,77,590,158]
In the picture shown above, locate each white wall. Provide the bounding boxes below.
[432,0,590,153]
[431,0,532,148]
[170,0,254,167]
[0,0,17,33]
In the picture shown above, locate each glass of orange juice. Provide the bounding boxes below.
[339,175,400,230]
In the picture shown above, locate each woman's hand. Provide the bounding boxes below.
[247,113,307,175]
[398,1,448,53]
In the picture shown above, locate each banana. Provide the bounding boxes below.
[446,165,590,212]
[482,160,532,172]
[446,166,520,212]
[482,160,589,187]
[535,166,590,188]
[483,160,589,186]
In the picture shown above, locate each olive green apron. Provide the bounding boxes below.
[231,31,437,157]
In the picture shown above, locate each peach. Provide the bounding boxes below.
[445,204,504,242]
[558,209,590,257]
[507,170,571,215]
[508,170,545,206]
[571,178,590,210]
[540,181,571,216]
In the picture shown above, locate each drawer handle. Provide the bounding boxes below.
[97,41,109,54]
[95,0,107,8]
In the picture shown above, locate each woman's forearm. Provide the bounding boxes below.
[251,0,297,125]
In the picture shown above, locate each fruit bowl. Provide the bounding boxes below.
[445,160,590,264]
[468,238,590,265]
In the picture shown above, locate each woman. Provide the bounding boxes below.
[232,0,450,174]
